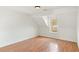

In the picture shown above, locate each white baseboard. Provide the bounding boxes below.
[40,34,77,43]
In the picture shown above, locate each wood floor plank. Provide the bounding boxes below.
[0,36,79,52]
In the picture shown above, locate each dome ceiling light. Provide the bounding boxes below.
[35,6,40,9]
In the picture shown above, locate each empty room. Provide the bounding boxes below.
[0,6,79,52]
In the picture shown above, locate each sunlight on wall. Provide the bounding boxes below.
[42,16,49,26]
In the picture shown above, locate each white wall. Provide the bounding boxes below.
[0,7,38,47]
[54,7,77,42]
[77,7,79,47]
[38,7,77,42]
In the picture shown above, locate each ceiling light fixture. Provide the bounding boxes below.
[35,6,40,9]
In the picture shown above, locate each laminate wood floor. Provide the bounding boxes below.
[0,36,79,52]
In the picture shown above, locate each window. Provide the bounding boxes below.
[42,16,57,32]
[50,16,57,32]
